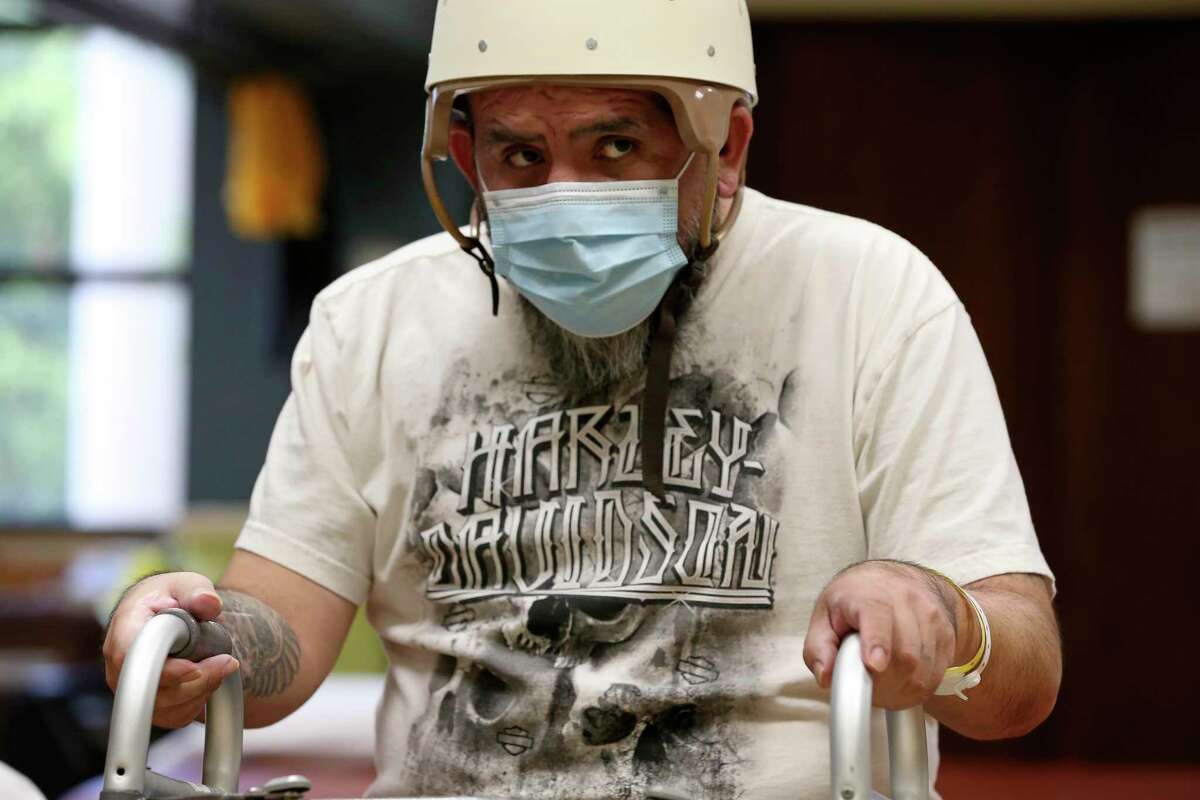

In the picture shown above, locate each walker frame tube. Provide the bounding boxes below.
[830,633,930,800]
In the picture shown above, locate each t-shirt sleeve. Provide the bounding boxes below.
[853,301,1054,591]
[235,299,375,605]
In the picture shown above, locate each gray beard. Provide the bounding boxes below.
[520,203,707,397]
[519,299,655,397]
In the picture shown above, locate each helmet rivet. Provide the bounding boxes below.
[478,40,488,53]
[708,45,717,57]
[586,37,598,50]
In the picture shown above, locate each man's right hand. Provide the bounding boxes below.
[102,571,240,728]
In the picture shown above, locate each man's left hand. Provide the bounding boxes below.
[803,560,971,710]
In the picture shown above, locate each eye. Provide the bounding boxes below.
[597,138,636,160]
[505,148,543,168]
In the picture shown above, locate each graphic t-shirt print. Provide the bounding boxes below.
[403,368,784,799]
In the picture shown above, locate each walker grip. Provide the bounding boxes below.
[159,608,235,663]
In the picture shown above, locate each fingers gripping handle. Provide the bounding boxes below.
[830,634,930,800]
[159,607,234,662]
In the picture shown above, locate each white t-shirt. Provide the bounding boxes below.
[236,188,1052,800]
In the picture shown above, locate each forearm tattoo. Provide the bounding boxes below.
[216,590,302,698]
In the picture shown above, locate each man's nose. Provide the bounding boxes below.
[545,160,601,185]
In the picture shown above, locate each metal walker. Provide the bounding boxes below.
[100,608,307,800]
[102,613,927,799]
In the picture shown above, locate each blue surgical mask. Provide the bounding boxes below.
[481,156,693,338]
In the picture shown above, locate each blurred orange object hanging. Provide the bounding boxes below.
[224,75,326,240]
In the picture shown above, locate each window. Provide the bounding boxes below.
[0,26,194,530]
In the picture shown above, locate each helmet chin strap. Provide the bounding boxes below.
[641,265,697,500]
[641,176,741,499]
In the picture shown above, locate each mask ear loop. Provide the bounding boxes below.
[470,195,484,242]
[674,151,697,182]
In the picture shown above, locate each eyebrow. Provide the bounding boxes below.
[481,116,645,147]
[482,125,545,147]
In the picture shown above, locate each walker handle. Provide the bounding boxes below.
[830,633,930,800]
[100,609,243,799]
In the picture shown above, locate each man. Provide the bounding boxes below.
[104,2,1061,798]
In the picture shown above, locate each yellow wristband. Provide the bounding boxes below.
[925,568,991,699]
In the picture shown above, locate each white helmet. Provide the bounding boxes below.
[421,0,758,292]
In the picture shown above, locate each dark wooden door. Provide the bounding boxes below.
[750,20,1200,761]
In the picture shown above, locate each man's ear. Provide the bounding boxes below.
[448,120,479,193]
[717,104,754,199]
